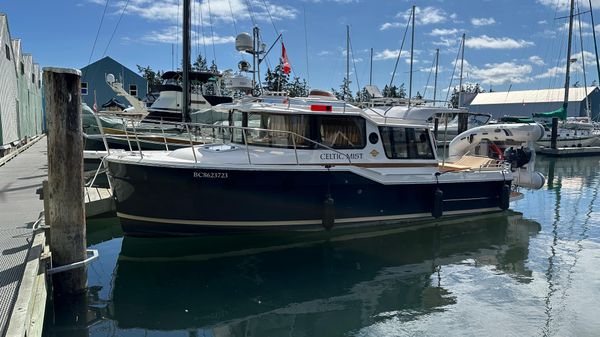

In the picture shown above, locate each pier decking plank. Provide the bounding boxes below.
[0,137,47,337]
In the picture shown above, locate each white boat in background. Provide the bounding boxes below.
[142,70,233,123]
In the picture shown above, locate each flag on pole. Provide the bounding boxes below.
[281,42,291,75]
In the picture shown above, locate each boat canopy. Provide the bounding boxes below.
[499,116,536,123]
[532,106,567,120]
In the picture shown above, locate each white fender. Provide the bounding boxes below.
[448,123,545,159]
[513,169,546,190]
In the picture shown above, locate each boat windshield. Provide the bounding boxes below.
[379,126,435,159]
[231,112,366,150]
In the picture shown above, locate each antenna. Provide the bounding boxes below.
[408,6,415,107]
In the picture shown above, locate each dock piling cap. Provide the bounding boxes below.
[43,67,82,76]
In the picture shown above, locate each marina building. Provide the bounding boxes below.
[463,87,600,120]
[0,13,43,156]
[80,56,147,109]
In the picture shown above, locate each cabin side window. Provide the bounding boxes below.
[232,112,311,149]
[5,44,10,60]
[81,82,88,95]
[379,126,435,159]
[316,116,366,149]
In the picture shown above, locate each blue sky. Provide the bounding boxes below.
[3,0,600,100]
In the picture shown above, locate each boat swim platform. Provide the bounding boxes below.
[85,187,115,217]
[0,136,48,337]
[537,146,600,157]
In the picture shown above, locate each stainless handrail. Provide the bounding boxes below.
[185,124,198,163]
[160,118,169,151]
[121,117,133,151]
[98,117,354,165]
[129,120,144,158]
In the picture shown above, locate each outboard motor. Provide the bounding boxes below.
[504,147,532,169]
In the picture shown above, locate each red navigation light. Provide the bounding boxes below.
[310,104,332,112]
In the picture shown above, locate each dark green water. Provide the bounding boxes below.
[45,156,600,336]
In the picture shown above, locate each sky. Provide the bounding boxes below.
[3,0,600,101]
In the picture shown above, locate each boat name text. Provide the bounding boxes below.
[320,152,363,160]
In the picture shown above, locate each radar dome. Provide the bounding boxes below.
[235,33,253,52]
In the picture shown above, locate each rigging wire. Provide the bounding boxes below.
[207,0,218,66]
[389,11,412,88]
[303,4,310,85]
[261,0,279,35]
[244,0,258,27]
[444,37,463,103]
[349,34,361,94]
[421,53,436,99]
[87,0,110,66]
[199,0,208,63]
[102,0,130,57]
[227,0,239,35]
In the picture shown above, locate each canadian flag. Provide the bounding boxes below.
[281,42,291,75]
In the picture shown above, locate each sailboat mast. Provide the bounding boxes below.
[433,48,439,107]
[552,0,575,149]
[369,47,373,86]
[577,2,590,118]
[346,25,350,101]
[408,5,415,107]
[182,0,191,122]
[458,33,465,108]
[564,0,575,109]
[589,0,600,88]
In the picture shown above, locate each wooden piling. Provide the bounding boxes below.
[43,67,87,295]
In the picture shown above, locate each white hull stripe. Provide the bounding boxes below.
[117,207,502,227]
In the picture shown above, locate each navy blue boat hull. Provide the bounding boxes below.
[107,161,511,236]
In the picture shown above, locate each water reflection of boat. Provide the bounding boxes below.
[106,212,540,334]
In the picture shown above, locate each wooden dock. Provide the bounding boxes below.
[537,146,600,157]
[0,136,48,337]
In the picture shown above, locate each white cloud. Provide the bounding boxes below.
[535,51,596,78]
[471,17,496,26]
[430,28,458,36]
[380,22,402,31]
[465,35,535,49]
[535,66,564,79]
[529,55,545,66]
[457,59,533,85]
[373,49,410,61]
[382,6,450,30]
[92,0,297,26]
[142,26,234,44]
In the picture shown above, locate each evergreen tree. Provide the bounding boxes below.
[286,77,309,97]
[136,65,163,90]
[263,65,290,92]
[193,54,208,71]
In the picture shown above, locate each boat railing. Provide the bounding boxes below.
[95,115,353,166]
